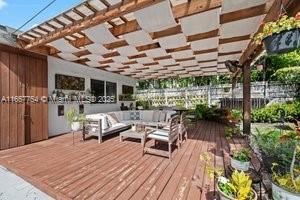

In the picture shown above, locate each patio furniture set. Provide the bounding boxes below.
[82,110,188,160]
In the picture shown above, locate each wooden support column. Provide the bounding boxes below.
[243,61,251,135]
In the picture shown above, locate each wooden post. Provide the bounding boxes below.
[243,61,251,135]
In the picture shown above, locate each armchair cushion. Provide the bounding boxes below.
[147,130,169,142]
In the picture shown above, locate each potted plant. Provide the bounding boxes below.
[66,106,86,131]
[271,143,300,200]
[217,171,257,200]
[253,13,300,54]
[231,148,251,171]
[200,153,257,200]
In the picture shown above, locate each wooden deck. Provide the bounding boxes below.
[0,121,230,200]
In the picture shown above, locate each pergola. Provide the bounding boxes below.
[17,0,299,134]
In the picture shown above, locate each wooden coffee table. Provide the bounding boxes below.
[120,124,146,145]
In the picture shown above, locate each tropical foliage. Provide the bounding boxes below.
[252,129,300,173]
[251,101,300,123]
[272,66,300,84]
[137,75,231,90]
[253,128,300,193]
[218,171,255,200]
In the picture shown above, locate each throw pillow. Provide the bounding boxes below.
[107,113,119,126]
[130,111,140,120]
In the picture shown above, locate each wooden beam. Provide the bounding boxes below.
[194,48,218,55]
[166,45,191,53]
[187,29,219,42]
[23,0,165,49]
[220,3,267,24]
[219,35,250,44]
[218,51,242,56]
[22,0,222,49]
[175,57,195,62]
[242,60,251,135]
[150,25,182,39]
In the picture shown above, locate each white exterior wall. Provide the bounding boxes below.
[48,56,137,137]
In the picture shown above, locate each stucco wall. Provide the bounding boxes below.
[48,56,137,137]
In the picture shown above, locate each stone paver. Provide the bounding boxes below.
[0,165,53,200]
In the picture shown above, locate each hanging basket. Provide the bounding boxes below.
[263,28,300,54]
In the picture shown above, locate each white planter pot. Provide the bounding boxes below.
[272,182,300,200]
[217,183,257,200]
[71,122,81,131]
[231,157,250,171]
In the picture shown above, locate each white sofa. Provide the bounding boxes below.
[83,110,176,143]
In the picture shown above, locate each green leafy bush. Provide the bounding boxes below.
[136,100,150,109]
[251,101,300,123]
[225,126,241,139]
[195,104,220,120]
[272,66,300,84]
[252,129,300,173]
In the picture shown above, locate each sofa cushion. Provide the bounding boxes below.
[103,123,130,136]
[130,111,140,120]
[159,111,167,122]
[86,114,109,130]
[122,111,131,121]
[140,110,154,122]
[152,111,160,122]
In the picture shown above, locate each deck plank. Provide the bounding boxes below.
[0,121,228,200]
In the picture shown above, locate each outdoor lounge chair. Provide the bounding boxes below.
[142,116,179,160]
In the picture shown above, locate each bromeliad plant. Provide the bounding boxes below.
[253,13,300,44]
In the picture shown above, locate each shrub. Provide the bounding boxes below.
[272,66,300,84]
[195,104,220,120]
[252,129,300,173]
[251,101,300,123]
[224,126,240,139]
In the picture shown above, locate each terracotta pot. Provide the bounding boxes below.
[263,28,300,54]
[217,184,257,200]
[272,181,300,200]
[231,157,250,171]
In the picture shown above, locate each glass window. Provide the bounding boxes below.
[91,79,104,104]
[106,81,117,103]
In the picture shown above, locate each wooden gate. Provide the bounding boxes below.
[0,44,48,150]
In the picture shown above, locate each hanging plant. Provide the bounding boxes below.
[252,13,300,54]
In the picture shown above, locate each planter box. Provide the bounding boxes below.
[231,157,250,171]
[263,28,300,54]
[272,182,300,200]
[217,184,257,200]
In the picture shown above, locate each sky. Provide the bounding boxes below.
[0,0,82,31]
